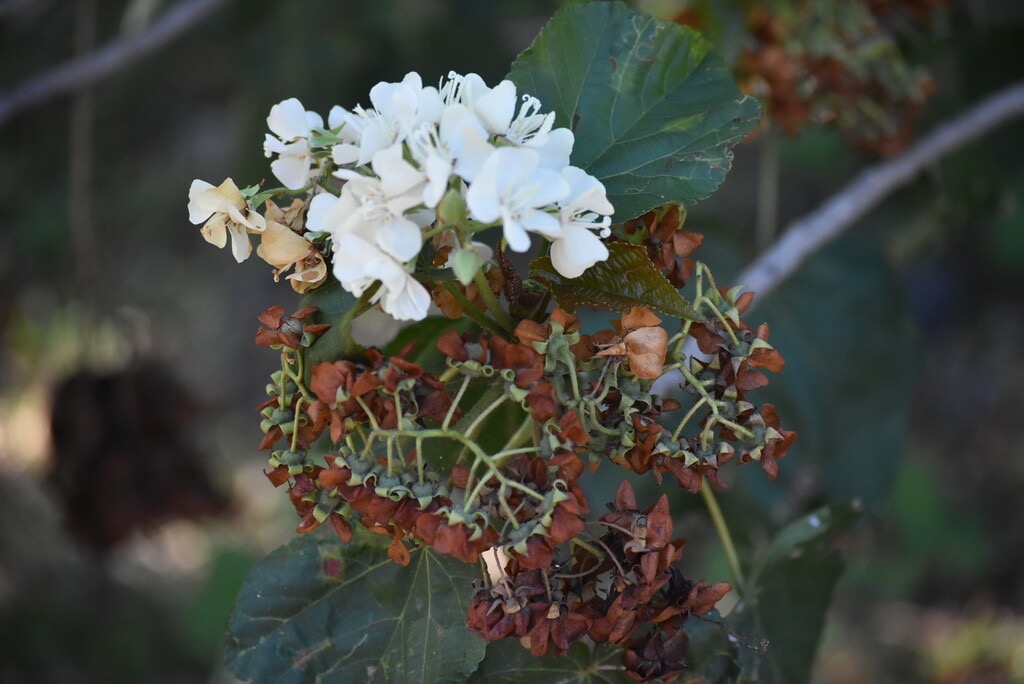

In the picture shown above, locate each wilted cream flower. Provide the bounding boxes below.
[187,178,266,262]
[255,218,327,294]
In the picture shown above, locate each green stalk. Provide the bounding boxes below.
[442,281,509,337]
[701,480,746,592]
[473,268,515,332]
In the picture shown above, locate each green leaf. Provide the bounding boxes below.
[468,640,628,684]
[300,277,363,370]
[510,1,760,220]
[530,242,700,320]
[225,533,486,684]
[731,502,860,684]
[685,610,742,683]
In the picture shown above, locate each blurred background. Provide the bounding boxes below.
[1,0,1023,682]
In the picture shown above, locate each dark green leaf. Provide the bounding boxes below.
[225,533,486,684]
[300,277,363,371]
[510,1,760,220]
[685,610,742,684]
[531,242,700,320]
[468,640,628,684]
[731,502,860,684]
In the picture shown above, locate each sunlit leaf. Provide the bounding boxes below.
[225,533,486,684]
[531,242,700,320]
[510,1,760,220]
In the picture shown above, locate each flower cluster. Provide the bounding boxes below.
[195,69,794,682]
[249,268,792,679]
[188,71,614,322]
[468,481,731,682]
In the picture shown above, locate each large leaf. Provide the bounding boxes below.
[225,533,486,684]
[531,242,700,320]
[468,640,628,684]
[466,611,738,684]
[510,1,760,221]
[731,502,860,684]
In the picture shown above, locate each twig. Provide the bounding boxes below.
[0,0,37,20]
[69,0,99,291]
[738,80,1024,309]
[0,0,230,127]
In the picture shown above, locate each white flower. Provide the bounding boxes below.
[327,105,369,166]
[443,73,517,137]
[465,147,569,253]
[309,172,426,263]
[340,72,445,168]
[406,104,493,205]
[549,167,614,278]
[187,178,266,262]
[263,98,324,189]
[333,233,431,321]
[255,218,327,294]
[442,72,573,171]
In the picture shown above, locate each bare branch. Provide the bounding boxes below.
[0,0,230,128]
[738,80,1024,309]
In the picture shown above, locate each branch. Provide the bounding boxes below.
[737,80,1024,310]
[0,0,230,128]
[654,81,1024,394]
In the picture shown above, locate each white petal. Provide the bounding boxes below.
[473,79,516,135]
[192,178,244,216]
[464,150,506,222]
[270,146,311,190]
[332,142,361,166]
[328,105,347,130]
[502,215,532,253]
[527,168,571,207]
[305,110,324,131]
[422,156,452,208]
[520,208,562,240]
[306,193,339,232]
[187,179,215,224]
[382,273,431,321]
[373,144,424,198]
[227,224,253,263]
[416,86,444,127]
[562,166,614,215]
[333,234,382,293]
[550,225,609,278]
[267,98,312,141]
[376,216,423,262]
[529,127,574,171]
[357,121,393,167]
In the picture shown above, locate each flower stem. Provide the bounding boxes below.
[473,268,515,332]
[700,479,746,593]
[442,281,510,337]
